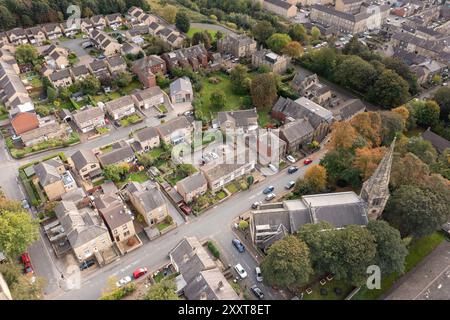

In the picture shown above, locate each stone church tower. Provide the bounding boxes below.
[360,138,396,220]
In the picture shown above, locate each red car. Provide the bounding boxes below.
[21,253,33,274]
[303,158,313,165]
[180,204,191,215]
[133,267,148,279]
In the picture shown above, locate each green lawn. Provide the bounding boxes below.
[353,232,445,300]
[121,80,142,95]
[129,171,149,183]
[187,27,217,38]
[119,114,142,127]
[195,72,251,121]
[156,222,171,232]
[303,278,354,301]
[226,182,239,194]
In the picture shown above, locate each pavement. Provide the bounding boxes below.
[384,240,450,300]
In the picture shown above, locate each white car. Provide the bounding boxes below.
[255,267,263,282]
[116,276,132,287]
[265,193,276,201]
[234,264,248,279]
[268,164,278,173]
[286,155,296,163]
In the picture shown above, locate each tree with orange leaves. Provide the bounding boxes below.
[353,147,386,180]
[350,112,382,147]
[304,164,327,192]
[329,122,358,150]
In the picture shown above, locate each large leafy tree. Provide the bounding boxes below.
[350,112,382,147]
[405,136,437,165]
[433,87,450,120]
[15,44,39,65]
[367,221,408,275]
[380,111,405,145]
[382,57,419,95]
[261,235,313,288]
[390,153,430,189]
[144,279,179,300]
[353,147,386,180]
[303,164,327,192]
[320,148,361,187]
[230,64,250,94]
[384,185,448,238]
[0,263,45,300]
[410,100,440,128]
[301,47,338,78]
[210,91,226,109]
[282,41,303,58]
[329,122,358,150]
[289,24,309,44]
[161,5,178,24]
[250,72,278,110]
[266,33,291,54]
[0,210,39,259]
[367,70,410,109]
[175,11,190,33]
[252,21,275,43]
[333,56,377,94]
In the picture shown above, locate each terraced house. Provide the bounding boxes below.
[42,23,63,40]
[105,13,123,29]
[25,27,47,46]
[6,28,28,45]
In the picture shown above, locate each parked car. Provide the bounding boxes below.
[265,193,276,201]
[285,181,295,190]
[304,158,313,165]
[251,201,262,209]
[20,253,33,274]
[180,204,191,215]
[116,276,132,287]
[21,199,30,209]
[286,155,296,163]
[156,114,167,119]
[268,164,278,173]
[234,264,248,279]
[184,111,193,116]
[133,267,148,279]
[232,238,245,253]
[251,285,264,299]
[288,166,299,174]
[255,267,263,282]
[79,259,95,271]
[263,186,275,194]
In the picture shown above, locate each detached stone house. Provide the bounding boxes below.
[33,157,77,200]
[80,18,94,33]
[72,107,106,133]
[55,201,112,262]
[176,172,208,203]
[105,95,136,120]
[169,77,193,104]
[124,181,168,226]
[132,127,160,153]
[132,86,165,110]
[156,116,192,145]
[98,141,135,167]
[21,123,69,147]
[42,23,63,40]
[106,55,127,75]
[217,33,257,58]
[132,55,166,88]
[216,109,258,133]
[68,149,102,181]
[70,65,91,82]
[49,69,73,88]
[89,59,110,79]
[252,49,290,74]
[25,27,47,46]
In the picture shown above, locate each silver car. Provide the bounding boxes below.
[255,267,263,282]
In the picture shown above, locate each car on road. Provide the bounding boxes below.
[79,259,96,271]
[234,264,248,279]
[251,201,262,209]
[251,285,264,299]
[21,199,30,209]
[116,276,132,287]
[265,193,276,201]
[286,155,296,163]
[255,267,263,282]
[232,238,245,253]
[180,204,191,215]
[285,181,295,190]
[20,253,33,274]
[263,186,275,194]
[268,164,278,173]
[133,267,148,279]
[156,114,167,119]
[304,158,313,165]
[184,111,193,116]
[288,166,299,174]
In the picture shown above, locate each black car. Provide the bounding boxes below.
[80,259,95,271]
[251,285,264,299]
[288,166,299,174]
[156,114,167,119]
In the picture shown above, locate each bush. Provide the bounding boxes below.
[165,215,173,225]
[239,181,248,190]
[207,241,220,259]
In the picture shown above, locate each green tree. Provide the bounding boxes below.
[385,185,448,238]
[411,100,440,128]
[210,91,226,109]
[191,31,212,49]
[80,75,101,95]
[0,209,39,259]
[266,33,291,54]
[15,44,39,65]
[46,86,58,102]
[367,220,408,275]
[368,70,410,108]
[260,236,313,288]
[144,279,179,300]
[230,64,250,94]
[333,56,377,93]
[282,41,303,58]
[250,73,278,110]
[311,26,321,40]
[289,24,309,44]
[175,11,190,33]
[238,220,249,230]
[390,152,430,190]
[382,57,419,95]
[300,47,338,78]
[433,87,450,120]
[406,136,437,165]
[161,5,178,24]
[112,72,132,88]
[103,164,130,183]
[252,21,275,43]
[380,111,405,145]
[0,262,45,300]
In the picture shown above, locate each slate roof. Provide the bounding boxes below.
[105,95,134,111]
[422,128,450,154]
[156,116,191,138]
[98,142,134,166]
[49,69,71,81]
[170,77,192,95]
[338,99,366,121]
[265,0,295,10]
[72,107,104,124]
[217,108,258,129]
[281,118,314,143]
[176,172,207,194]
[71,65,90,77]
[134,126,159,143]
[70,149,99,171]
[106,55,126,68]
[34,158,63,186]
[183,269,239,300]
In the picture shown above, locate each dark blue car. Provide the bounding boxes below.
[288,166,299,174]
[232,239,245,253]
[263,186,275,194]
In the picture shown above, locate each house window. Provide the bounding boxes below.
[91,164,97,169]
[372,198,383,206]
[124,231,130,237]
[122,225,128,230]
[113,229,118,234]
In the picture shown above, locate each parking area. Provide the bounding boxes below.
[57,38,94,66]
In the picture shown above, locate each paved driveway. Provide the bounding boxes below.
[57,38,93,66]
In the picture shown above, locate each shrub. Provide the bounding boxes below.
[207,241,220,259]
[165,215,174,225]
